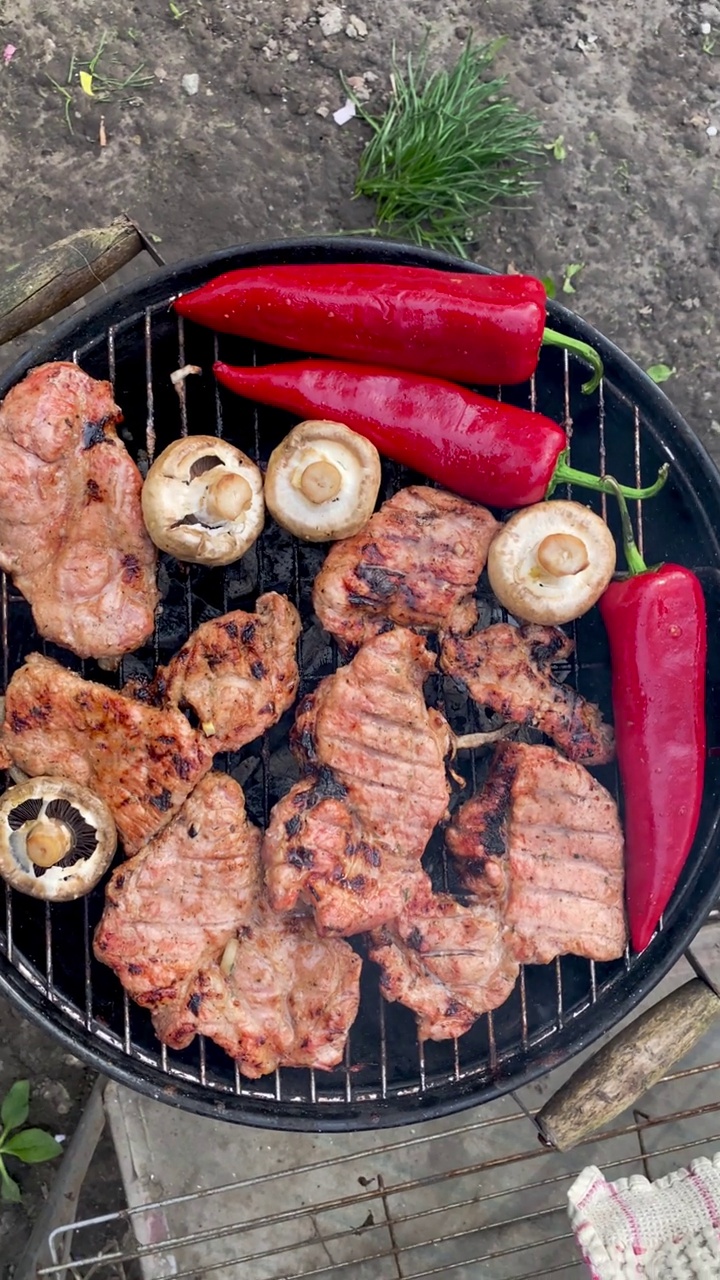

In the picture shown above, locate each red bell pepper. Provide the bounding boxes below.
[599,481,707,953]
[214,358,666,510]
[176,263,604,393]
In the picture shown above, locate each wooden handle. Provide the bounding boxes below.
[0,215,143,345]
[536,978,720,1151]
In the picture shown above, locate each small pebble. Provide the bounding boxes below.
[701,21,712,33]
[182,73,199,95]
[287,49,299,62]
[346,14,368,37]
[707,124,718,136]
[319,6,343,36]
[316,103,330,116]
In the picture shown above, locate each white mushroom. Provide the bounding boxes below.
[141,436,264,565]
[0,778,117,901]
[264,420,381,542]
[487,500,617,625]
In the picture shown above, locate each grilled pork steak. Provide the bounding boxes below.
[263,629,450,935]
[369,883,519,1041]
[0,362,158,660]
[440,622,614,766]
[447,741,626,964]
[312,485,498,650]
[152,592,301,753]
[95,773,361,1077]
[1,653,213,854]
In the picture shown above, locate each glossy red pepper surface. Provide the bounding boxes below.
[600,565,707,953]
[214,358,566,507]
[178,264,548,387]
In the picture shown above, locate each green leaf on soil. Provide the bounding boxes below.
[562,263,584,293]
[545,135,566,161]
[646,363,676,383]
[1,1080,29,1134]
[2,1128,63,1164]
[541,276,556,299]
[0,1159,21,1202]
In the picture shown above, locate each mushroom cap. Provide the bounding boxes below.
[0,777,117,901]
[264,420,382,542]
[487,500,617,626]
[141,435,264,566]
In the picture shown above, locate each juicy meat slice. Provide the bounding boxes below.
[155,593,301,753]
[263,773,433,935]
[447,741,626,964]
[369,883,519,1041]
[94,773,263,1007]
[263,629,451,934]
[94,772,361,1078]
[292,628,451,856]
[157,900,362,1078]
[440,622,614,766]
[0,362,158,659]
[1,653,213,854]
[312,485,498,650]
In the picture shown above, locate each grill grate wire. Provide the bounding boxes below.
[0,279,716,1128]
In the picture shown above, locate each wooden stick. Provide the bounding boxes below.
[0,215,143,346]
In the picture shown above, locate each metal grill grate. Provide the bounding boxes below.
[1,242,719,1128]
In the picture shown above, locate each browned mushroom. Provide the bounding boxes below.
[0,778,117,901]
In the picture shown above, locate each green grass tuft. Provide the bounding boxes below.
[350,39,544,257]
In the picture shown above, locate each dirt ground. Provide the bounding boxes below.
[0,0,719,1267]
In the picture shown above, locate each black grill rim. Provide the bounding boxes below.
[1,234,720,1132]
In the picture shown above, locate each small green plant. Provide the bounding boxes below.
[545,135,566,161]
[169,2,189,19]
[646,363,676,383]
[0,1081,62,1202]
[562,262,584,294]
[349,38,543,257]
[46,30,154,133]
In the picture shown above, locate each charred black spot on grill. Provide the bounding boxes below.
[241,621,255,643]
[172,753,191,781]
[82,417,110,448]
[464,857,489,880]
[188,824,198,838]
[348,875,366,892]
[187,991,203,1015]
[189,454,224,479]
[8,797,43,828]
[304,766,347,807]
[121,554,141,584]
[288,845,314,868]
[355,564,403,600]
[127,963,143,975]
[150,789,172,811]
[221,620,239,640]
[206,649,224,670]
[407,927,424,951]
[157,734,175,745]
[238,924,252,940]
[445,999,463,1017]
[86,478,102,502]
[285,814,302,836]
[9,711,31,733]
[31,704,50,723]
[378,618,396,635]
[115,874,125,889]
[251,660,266,679]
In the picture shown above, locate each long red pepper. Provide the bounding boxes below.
[599,480,707,953]
[214,358,666,509]
[176,263,604,394]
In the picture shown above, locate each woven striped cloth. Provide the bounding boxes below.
[568,1157,720,1278]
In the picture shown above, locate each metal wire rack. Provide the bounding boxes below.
[35,927,720,1280]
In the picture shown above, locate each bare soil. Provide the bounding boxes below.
[0,0,719,1266]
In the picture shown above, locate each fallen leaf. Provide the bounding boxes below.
[646,363,676,383]
[79,70,94,96]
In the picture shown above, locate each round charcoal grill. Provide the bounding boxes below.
[1,237,720,1133]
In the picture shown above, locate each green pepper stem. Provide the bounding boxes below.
[542,328,604,395]
[548,451,669,503]
[601,475,648,576]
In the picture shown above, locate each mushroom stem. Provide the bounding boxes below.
[298,460,342,504]
[26,818,72,868]
[203,472,253,524]
[537,532,589,577]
